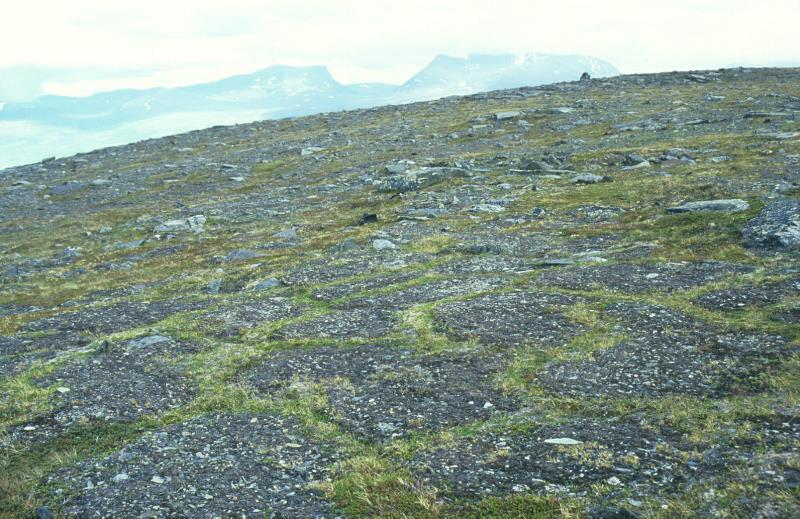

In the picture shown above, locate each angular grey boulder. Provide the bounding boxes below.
[572,173,612,184]
[372,239,396,251]
[253,278,280,290]
[494,111,521,121]
[273,227,298,240]
[128,335,172,349]
[667,199,749,214]
[224,249,261,262]
[742,200,800,250]
[154,215,206,234]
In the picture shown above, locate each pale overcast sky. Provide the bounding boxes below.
[1,0,798,98]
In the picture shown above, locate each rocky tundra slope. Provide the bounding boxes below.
[1,68,799,517]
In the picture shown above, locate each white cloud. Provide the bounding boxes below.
[1,0,798,97]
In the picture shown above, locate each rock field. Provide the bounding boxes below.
[1,67,799,517]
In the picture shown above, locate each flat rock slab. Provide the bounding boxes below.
[22,299,208,335]
[411,418,695,501]
[11,339,198,444]
[203,297,305,339]
[537,261,752,293]
[667,199,749,213]
[45,413,340,518]
[693,279,800,311]
[435,292,585,348]
[742,199,800,250]
[337,277,506,312]
[246,345,518,441]
[274,308,398,340]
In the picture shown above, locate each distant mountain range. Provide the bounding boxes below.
[0,53,618,169]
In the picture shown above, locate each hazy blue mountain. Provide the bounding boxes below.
[0,53,618,169]
[0,65,367,129]
[727,59,800,68]
[398,53,618,100]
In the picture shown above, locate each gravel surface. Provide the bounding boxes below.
[46,413,342,518]
[435,291,586,348]
[537,261,753,293]
[247,345,518,441]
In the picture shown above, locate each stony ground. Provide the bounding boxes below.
[1,68,799,518]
